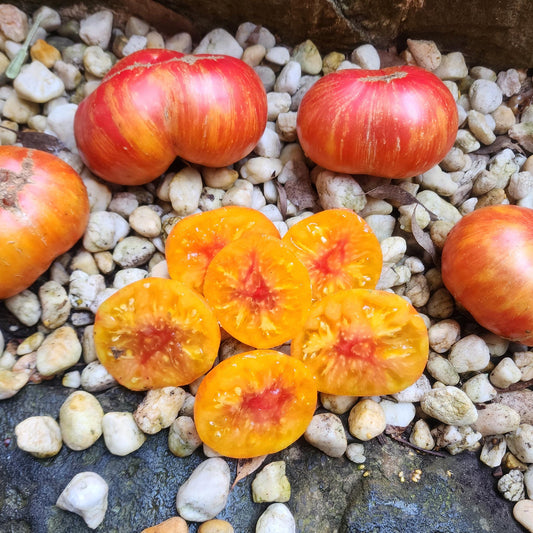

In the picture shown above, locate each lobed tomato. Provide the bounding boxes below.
[93,278,220,390]
[441,205,533,345]
[194,350,317,458]
[203,234,312,348]
[291,289,429,396]
[165,206,280,294]
[282,208,382,300]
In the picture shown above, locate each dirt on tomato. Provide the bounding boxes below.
[291,288,429,396]
[194,350,317,458]
[93,278,220,390]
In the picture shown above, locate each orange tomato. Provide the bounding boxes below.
[282,208,382,299]
[94,278,220,390]
[203,234,312,348]
[194,350,317,458]
[291,289,429,396]
[165,206,280,294]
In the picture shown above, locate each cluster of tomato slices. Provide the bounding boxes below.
[93,206,429,458]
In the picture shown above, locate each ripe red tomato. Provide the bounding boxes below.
[291,289,429,396]
[441,205,533,345]
[194,350,317,458]
[203,234,312,348]
[74,49,267,185]
[165,206,280,294]
[0,146,89,299]
[296,65,458,179]
[282,208,382,300]
[94,278,221,390]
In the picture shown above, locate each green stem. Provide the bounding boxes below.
[5,12,45,80]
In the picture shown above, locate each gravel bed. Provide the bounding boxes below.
[1,3,533,532]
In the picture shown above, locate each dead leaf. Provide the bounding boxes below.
[275,180,288,219]
[284,173,320,211]
[17,131,67,155]
[231,455,268,489]
[472,135,525,156]
[411,205,439,266]
[366,184,438,220]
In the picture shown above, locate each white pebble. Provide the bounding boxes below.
[36,325,82,377]
[351,43,380,69]
[304,413,347,457]
[266,46,291,66]
[426,353,460,385]
[513,499,533,532]
[462,373,497,403]
[15,415,62,457]
[5,290,41,327]
[168,416,202,457]
[348,399,386,441]
[267,92,291,121]
[102,412,146,456]
[409,419,435,450]
[255,503,296,533]
[39,281,71,329]
[274,61,301,94]
[194,28,243,58]
[0,369,29,399]
[420,386,478,426]
[134,387,186,434]
[448,334,490,373]
[112,236,156,268]
[176,457,231,522]
[254,126,282,158]
[169,167,203,215]
[380,400,416,428]
[79,10,114,49]
[83,45,112,77]
[56,472,108,529]
[480,436,507,468]
[490,357,522,389]
[69,270,106,310]
[14,61,65,103]
[252,461,291,503]
[345,443,366,463]
[469,79,503,114]
[80,361,117,392]
[472,403,521,436]
[113,268,147,289]
[222,179,254,207]
[316,170,367,212]
[46,103,78,152]
[240,157,283,184]
[393,374,432,403]
[83,211,130,252]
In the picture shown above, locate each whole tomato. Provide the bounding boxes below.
[296,65,458,179]
[0,146,90,299]
[74,49,267,185]
[441,205,533,346]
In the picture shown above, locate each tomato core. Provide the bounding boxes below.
[136,320,181,364]
[241,380,293,416]
[334,330,377,361]
[235,253,276,310]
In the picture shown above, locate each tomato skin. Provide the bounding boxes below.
[194,350,317,458]
[165,206,280,294]
[441,205,533,345]
[296,65,458,179]
[291,289,429,396]
[0,146,89,299]
[94,278,221,390]
[74,49,267,185]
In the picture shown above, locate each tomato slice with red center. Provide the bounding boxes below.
[291,288,429,396]
[194,350,317,458]
[165,206,280,293]
[282,208,383,300]
[203,234,312,348]
[94,278,220,390]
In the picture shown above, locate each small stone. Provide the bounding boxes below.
[322,51,345,74]
[123,35,147,57]
[16,331,44,355]
[4,289,41,327]
[455,129,481,153]
[15,415,62,458]
[498,469,525,501]
[409,419,435,450]
[53,60,82,90]
[448,334,490,373]
[276,111,298,142]
[348,399,387,441]
[304,413,347,457]
[176,457,231,522]
[240,157,283,184]
[255,65,276,92]
[36,325,81,376]
[0,369,29,399]
[420,386,478,426]
[473,403,521,436]
[468,110,496,145]
[134,387,186,434]
[319,393,357,414]
[125,16,150,37]
[141,516,189,533]
[462,373,498,403]
[509,123,533,152]
[416,190,461,224]
[166,32,192,53]
[432,52,468,80]
[274,61,301,94]
[267,91,291,121]
[469,79,503,114]
[194,28,243,58]
[255,503,295,533]
[252,461,291,503]
[417,165,459,196]
[490,357,522,389]
[292,39,322,75]
[514,500,533,532]
[168,167,203,215]
[406,39,441,70]
[13,61,65,103]
[0,4,27,42]
[69,270,106,311]
[393,374,432,403]
[59,390,104,451]
[222,179,254,207]
[83,211,130,252]
[112,236,156,268]
[30,39,61,68]
[496,68,522,97]
[480,436,507,468]
[266,46,290,66]
[426,353,460,386]
[39,280,71,329]
[380,399,416,428]
[316,171,367,212]
[102,412,146,456]
[351,43,380,69]
[46,103,78,152]
[381,236,407,264]
[168,415,202,457]
[83,45,113,77]
[345,442,366,463]
[254,127,282,158]
[79,10,114,49]
[145,31,165,49]
[62,370,81,389]
[129,205,162,238]
[80,361,117,392]
[242,43,266,67]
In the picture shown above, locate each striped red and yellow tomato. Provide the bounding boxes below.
[74,49,267,185]
[296,65,458,179]
[441,205,533,346]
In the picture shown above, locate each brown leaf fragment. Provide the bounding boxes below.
[275,180,288,219]
[17,131,67,155]
[472,135,525,156]
[366,184,438,220]
[411,206,440,267]
[232,454,268,489]
[284,173,320,211]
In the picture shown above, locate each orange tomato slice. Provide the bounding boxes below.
[282,208,382,299]
[165,206,280,293]
[291,288,429,396]
[203,234,312,348]
[194,350,317,458]
[93,278,220,390]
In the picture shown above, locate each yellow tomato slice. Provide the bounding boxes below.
[165,206,280,293]
[291,288,429,396]
[194,350,317,458]
[94,278,220,391]
[203,234,312,348]
[282,208,383,300]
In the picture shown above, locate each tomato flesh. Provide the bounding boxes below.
[165,206,280,293]
[282,209,382,299]
[194,350,317,458]
[203,234,312,348]
[291,288,429,396]
[94,278,220,390]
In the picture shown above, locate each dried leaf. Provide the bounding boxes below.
[17,131,67,155]
[473,135,525,156]
[284,174,320,211]
[411,205,439,266]
[231,455,268,489]
[366,184,438,220]
[275,180,288,219]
